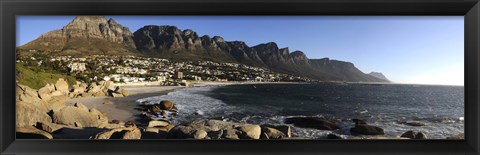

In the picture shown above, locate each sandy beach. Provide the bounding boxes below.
[65,85,182,122]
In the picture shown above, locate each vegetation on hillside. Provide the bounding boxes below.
[16,63,76,90]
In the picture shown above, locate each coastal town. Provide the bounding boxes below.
[17,55,312,86]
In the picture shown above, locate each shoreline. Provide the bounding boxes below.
[65,85,182,122]
[62,81,463,140]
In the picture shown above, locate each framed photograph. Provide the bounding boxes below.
[1,0,479,154]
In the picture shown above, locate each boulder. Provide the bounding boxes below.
[16,127,53,139]
[16,101,52,127]
[236,125,261,139]
[87,84,101,93]
[264,124,292,138]
[123,128,142,139]
[104,81,115,90]
[71,85,86,94]
[400,131,417,139]
[416,132,427,139]
[93,126,137,139]
[222,129,240,139]
[159,100,175,110]
[147,120,170,127]
[36,122,63,133]
[170,125,196,139]
[193,130,208,139]
[46,96,68,112]
[149,105,162,113]
[52,106,108,128]
[90,108,109,123]
[55,78,69,94]
[400,130,427,139]
[350,124,384,135]
[263,127,286,139]
[37,85,52,100]
[50,91,63,97]
[17,84,40,102]
[145,124,174,133]
[284,117,340,130]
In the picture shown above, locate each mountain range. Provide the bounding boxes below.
[17,16,389,82]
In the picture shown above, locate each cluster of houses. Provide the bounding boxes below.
[21,55,310,84]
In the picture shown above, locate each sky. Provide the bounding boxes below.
[16,16,464,86]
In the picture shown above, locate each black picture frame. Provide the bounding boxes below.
[1,0,479,154]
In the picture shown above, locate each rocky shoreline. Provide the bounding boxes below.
[16,79,464,140]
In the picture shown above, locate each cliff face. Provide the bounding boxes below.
[18,16,389,83]
[18,16,137,56]
[133,25,236,62]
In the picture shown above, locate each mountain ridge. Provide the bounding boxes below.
[17,16,389,83]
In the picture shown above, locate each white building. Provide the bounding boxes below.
[68,62,87,72]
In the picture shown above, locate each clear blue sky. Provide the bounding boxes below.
[16,16,464,85]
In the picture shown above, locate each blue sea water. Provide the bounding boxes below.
[137,83,464,139]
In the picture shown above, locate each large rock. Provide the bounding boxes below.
[52,106,108,128]
[350,124,384,135]
[93,126,138,139]
[17,84,42,104]
[37,84,53,100]
[149,105,162,113]
[236,125,261,139]
[50,90,63,97]
[16,127,53,139]
[193,130,208,139]
[147,120,170,127]
[46,96,68,112]
[400,130,427,139]
[55,78,69,94]
[159,100,175,110]
[222,129,240,139]
[36,122,63,133]
[284,117,340,130]
[264,124,292,138]
[123,128,142,139]
[87,83,101,93]
[170,125,196,139]
[104,81,115,90]
[71,85,86,94]
[145,124,174,133]
[262,127,286,139]
[16,101,52,127]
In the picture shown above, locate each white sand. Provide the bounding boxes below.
[65,85,182,122]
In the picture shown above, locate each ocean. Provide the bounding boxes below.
[137,83,464,139]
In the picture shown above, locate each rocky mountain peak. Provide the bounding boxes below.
[212,36,225,43]
[368,72,390,81]
[61,16,135,47]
